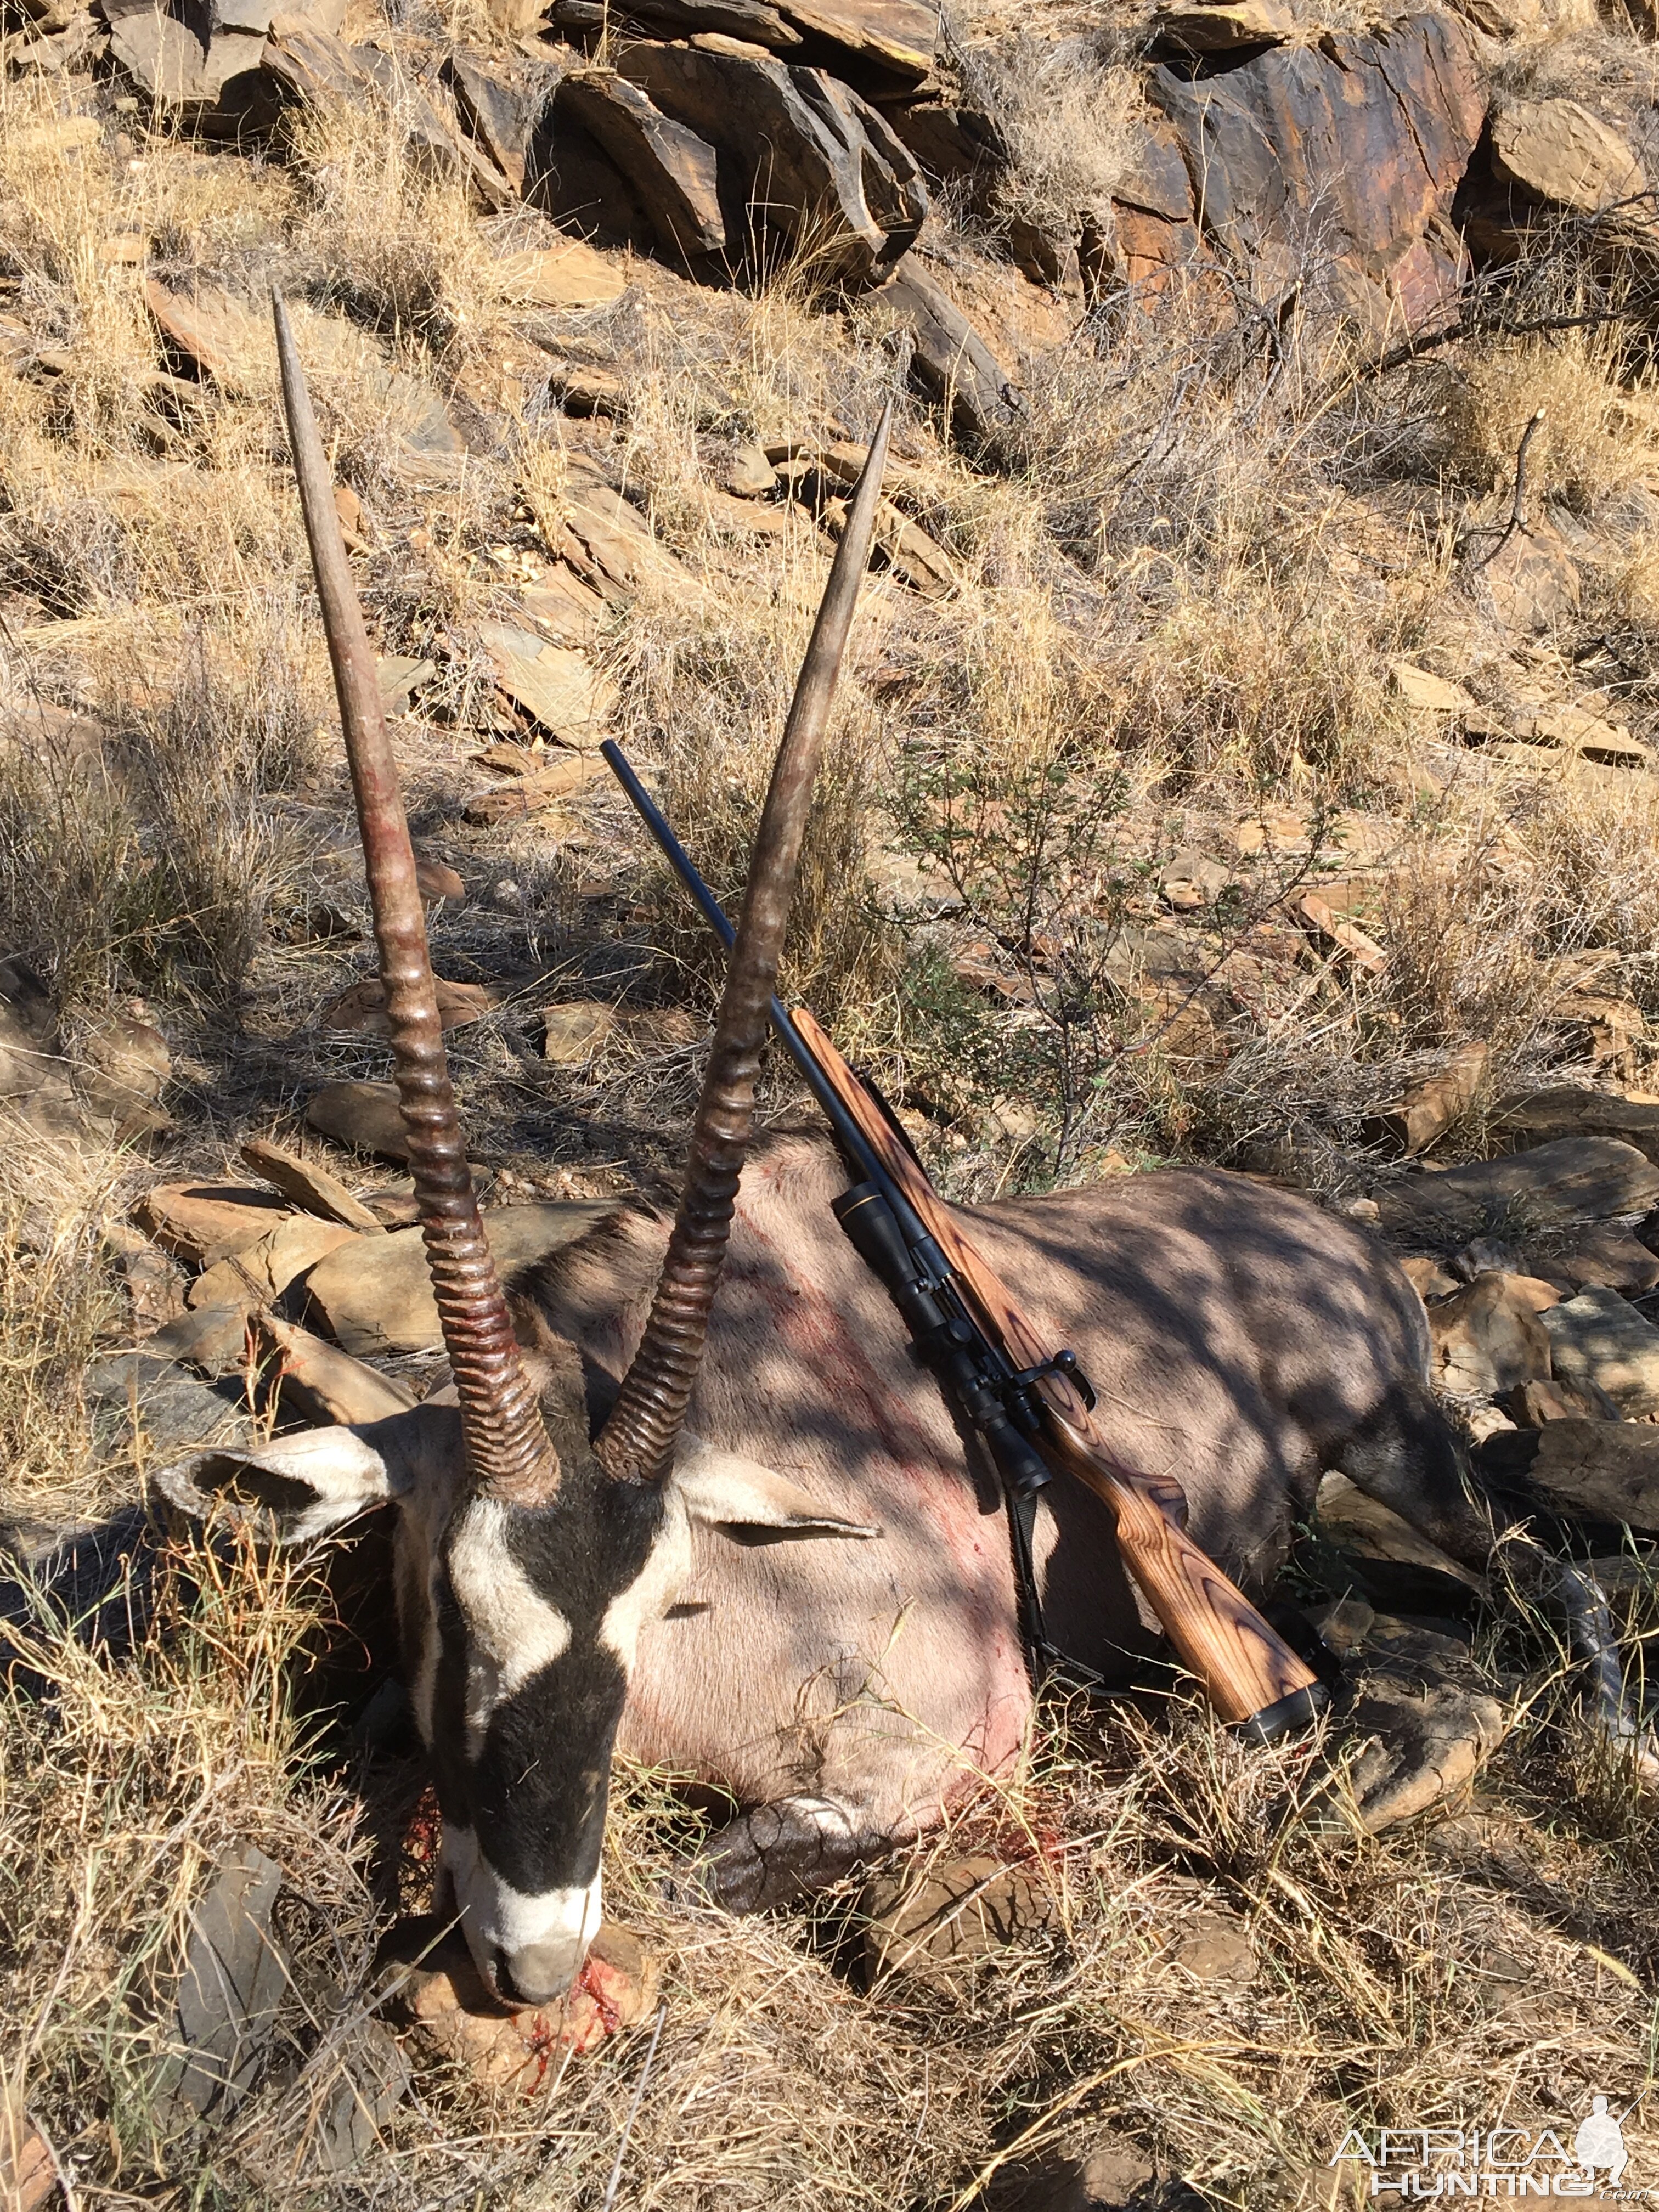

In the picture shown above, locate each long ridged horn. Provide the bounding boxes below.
[596,403,894,1485]
[273,292,558,1505]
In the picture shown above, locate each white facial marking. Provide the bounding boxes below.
[600,1487,692,1669]
[443,1822,604,1992]
[447,1497,572,1756]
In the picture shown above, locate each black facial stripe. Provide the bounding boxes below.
[424,1459,665,1897]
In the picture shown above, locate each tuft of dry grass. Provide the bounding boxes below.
[0,609,325,1014]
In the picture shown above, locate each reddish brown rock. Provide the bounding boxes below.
[867,252,1024,457]
[319,977,500,1037]
[774,0,936,78]
[1481,1418,1659,1533]
[1147,13,1485,331]
[1172,1910,1258,1983]
[1401,1254,1460,1301]
[133,1183,289,1268]
[415,855,465,902]
[256,1311,417,1424]
[442,51,536,194]
[398,1924,658,2085]
[1477,518,1581,633]
[1363,1044,1489,1157]
[306,1080,410,1162]
[1491,99,1645,216]
[188,1213,358,1311]
[1491,1087,1659,1166]
[240,1135,385,1232]
[1551,1224,1659,1295]
[1428,1272,1554,1398]
[1153,0,1291,53]
[1504,1376,1617,1425]
[862,1854,1058,1988]
[0,2091,58,2212]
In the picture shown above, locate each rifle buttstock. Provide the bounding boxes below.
[1039,1422,1325,1729]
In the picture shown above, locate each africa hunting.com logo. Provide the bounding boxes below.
[1330,2100,1642,2198]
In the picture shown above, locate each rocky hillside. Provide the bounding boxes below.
[4,0,1659,2200]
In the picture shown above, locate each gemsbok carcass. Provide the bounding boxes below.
[157,301,1642,2013]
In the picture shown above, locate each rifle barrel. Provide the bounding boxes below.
[600,740,946,1268]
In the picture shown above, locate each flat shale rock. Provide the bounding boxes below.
[1172,1909,1257,1983]
[1491,97,1646,214]
[612,42,927,285]
[155,1844,286,2126]
[1476,517,1582,632]
[477,623,618,743]
[107,10,270,122]
[775,0,937,77]
[539,459,692,599]
[188,1212,359,1311]
[443,50,536,191]
[133,1182,289,1267]
[554,69,726,258]
[301,2018,409,2175]
[319,974,501,1037]
[869,251,1024,456]
[256,1311,417,1424]
[1363,1043,1488,1157]
[1427,1272,1553,1397]
[1375,1138,1659,1251]
[542,1001,616,1062]
[488,239,625,307]
[1340,1673,1505,1832]
[1152,0,1291,52]
[415,853,465,899]
[1482,1419,1659,1533]
[304,1202,614,1352]
[87,1345,255,1442]
[1313,1470,1486,1604]
[1542,1285,1659,1418]
[1491,1087,1659,1166]
[306,1079,410,1161]
[863,1853,1058,1987]
[1146,11,1485,331]
[240,1135,385,1231]
[1448,0,1539,34]
[1548,1222,1659,1295]
[0,2096,57,2212]
[146,280,460,452]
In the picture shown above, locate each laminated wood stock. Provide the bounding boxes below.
[789,1007,1327,1735]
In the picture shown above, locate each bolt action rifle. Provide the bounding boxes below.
[602,739,1329,1743]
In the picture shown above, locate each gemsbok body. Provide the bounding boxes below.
[162,1124,1488,2000]
[159,301,1647,2016]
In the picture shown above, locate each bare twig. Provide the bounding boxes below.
[1463,407,1546,568]
[26,2110,78,2212]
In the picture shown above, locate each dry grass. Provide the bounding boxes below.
[4,1472,1655,2208]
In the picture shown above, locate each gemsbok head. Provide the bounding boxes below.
[158,296,893,2006]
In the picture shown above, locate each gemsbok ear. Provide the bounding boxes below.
[673,1434,882,1542]
[153,1427,399,1545]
